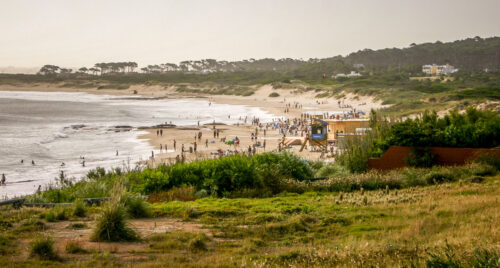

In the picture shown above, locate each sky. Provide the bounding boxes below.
[1,0,500,69]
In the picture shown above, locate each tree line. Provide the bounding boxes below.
[38,62,138,76]
[38,36,500,77]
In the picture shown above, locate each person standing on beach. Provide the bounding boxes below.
[205,139,208,148]
[156,130,159,136]
[1,174,5,185]
[32,160,35,166]
[116,150,119,156]
[160,129,163,136]
[173,139,177,151]
[181,144,185,153]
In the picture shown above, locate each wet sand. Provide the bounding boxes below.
[1,83,386,163]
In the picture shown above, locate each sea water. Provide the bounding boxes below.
[0,91,275,198]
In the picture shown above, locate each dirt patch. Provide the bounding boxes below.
[14,217,206,261]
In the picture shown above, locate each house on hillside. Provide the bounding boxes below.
[334,71,362,79]
[422,64,458,76]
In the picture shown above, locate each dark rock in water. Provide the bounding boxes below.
[109,125,134,132]
[71,124,86,129]
[138,123,176,129]
[203,122,227,126]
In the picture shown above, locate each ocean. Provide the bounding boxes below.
[0,91,274,198]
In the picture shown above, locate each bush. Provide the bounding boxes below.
[315,164,350,178]
[422,245,500,268]
[147,186,197,202]
[188,233,210,252]
[269,92,280,97]
[123,194,151,218]
[467,163,497,176]
[65,241,89,254]
[91,201,139,242]
[30,235,59,261]
[424,169,456,184]
[45,206,68,222]
[404,147,435,168]
[474,153,500,171]
[72,199,87,217]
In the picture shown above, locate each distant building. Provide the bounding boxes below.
[334,71,362,79]
[422,64,458,76]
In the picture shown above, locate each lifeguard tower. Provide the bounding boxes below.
[300,118,328,152]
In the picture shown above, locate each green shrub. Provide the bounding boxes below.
[14,220,46,234]
[65,241,89,254]
[467,163,497,176]
[124,195,151,218]
[424,169,456,184]
[72,199,87,218]
[0,235,16,255]
[404,147,435,168]
[269,92,280,97]
[315,164,350,178]
[474,153,500,171]
[422,245,500,268]
[45,206,68,222]
[30,235,59,261]
[468,176,485,183]
[188,233,210,252]
[91,201,139,242]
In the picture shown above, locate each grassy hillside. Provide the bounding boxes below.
[0,167,498,267]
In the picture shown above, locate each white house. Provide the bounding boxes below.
[334,71,362,79]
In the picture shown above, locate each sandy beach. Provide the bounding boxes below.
[0,83,386,164]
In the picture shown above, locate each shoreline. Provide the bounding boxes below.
[0,83,385,164]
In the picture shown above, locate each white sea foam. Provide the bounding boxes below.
[0,91,274,198]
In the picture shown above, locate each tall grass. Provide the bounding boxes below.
[91,183,139,242]
[30,235,59,261]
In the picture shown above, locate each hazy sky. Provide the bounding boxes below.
[1,0,500,68]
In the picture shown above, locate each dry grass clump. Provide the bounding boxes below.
[91,183,140,242]
[29,235,60,261]
[147,186,197,203]
[65,240,89,254]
